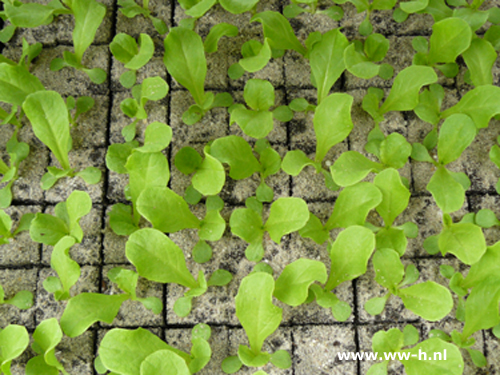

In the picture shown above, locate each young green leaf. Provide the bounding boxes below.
[23,90,72,171]
[331,151,383,187]
[314,93,353,163]
[210,136,261,180]
[164,27,206,105]
[135,122,172,153]
[204,23,238,53]
[230,106,274,139]
[50,236,80,300]
[265,197,309,244]
[438,222,486,265]
[463,242,500,288]
[309,29,349,103]
[141,350,191,375]
[60,293,129,337]
[70,0,107,62]
[0,63,45,106]
[126,228,198,288]
[28,318,67,374]
[426,166,465,213]
[235,272,282,354]
[244,79,274,111]
[281,150,316,176]
[192,146,226,196]
[251,11,306,56]
[379,65,437,114]
[373,169,410,227]
[463,276,500,338]
[397,281,453,321]
[0,325,29,375]
[219,0,259,14]
[376,227,408,256]
[373,248,404,289]
[137,187,200,233]
[379,133,412,169]
[428,17,472,65]
[462,38,496,87]
[325,226,376,290]
[237,38,272,74]
[437,114,476,165]
[441,85,500,129]
[274,259,327,306]
[326,182,383,229]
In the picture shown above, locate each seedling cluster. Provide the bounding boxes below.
[1,0,500,373]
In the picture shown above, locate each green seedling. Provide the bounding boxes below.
[22,91,101,189]
[230,79,293,139]
[50,0,108,84]
[30,190,92,246]
[97,324,211,374]
[60,267,163,338]
[344,34,394,80]
[230,197,309,261]
[283,92,353,190]
[284,0,344,20]
[0,0,71,43]
[0,284,33,310]
[229,11,306,78]
[120,76,169,141]
[367,326,464,374]
[0,324,30,374]
[106,121,172,228]
[118,0,168,34]
[110,33,155,88]
[222,272,291,373]
[164,27,233,124]
[0,132,29,208]
[26,318,68,375]
[365,250,453,320]
[125,228,232,317]
[64,95,94,127]
[0,209,34,244]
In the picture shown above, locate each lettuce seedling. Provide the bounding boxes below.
[344,34,393,80]
[204,23,239,53]
[222,272,291,373]
[117,0,168,35]
[0,209,33,244]
[0,324,29,374]
[365,251,453,320]
[229,11,306,78]
[106,121,172,229]
[230,79,293,139]
[0,132,29,208]
[125,228,232,317]
[0,0,71,43]
[367,326,464,375]
[0,283,33,310]
[230,197,309,261]
[110,33,155,88]
[49,0,107,84]
[25,318,68,375]
[22,91,101,189]
[120,76,169,140]
[30,190,92,246]
[164,27,233,124]
[97,324,211,374]
[300,182,382,245]
[282,92,353,190]
[60,267,163,337]
[65,95,95,127]
[307,29,348,104]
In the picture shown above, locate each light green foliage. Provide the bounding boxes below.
[26,319,68,375]
[314,93,353,163]
[344,34,393,80]
[439,222,486,265]
[0,284,33,310]
[463,38,496,87]
[211,136,261,179]
[441,85,500,128]
[121,76,169,121]
[234,272,285,369]
[374,169,410,227]
[398,281,453,321]
[204,23,239,53]
[110,33,155,88]
[0,325,29,375]
[274,259,327,306]
[437,114,476,165]
[30,190,92,245]
[463,276,500,338]
[426,166,466,213]
[219,0,259,14]
[331,151,383,186]
[60,293,129,337]
[325,225,375,290]
[309,29,349,103]
[49,0,107,83]
[0,63,45,106]
[428,17,472,64]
